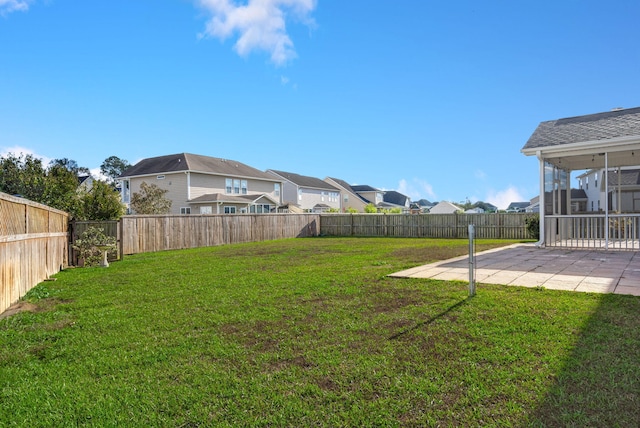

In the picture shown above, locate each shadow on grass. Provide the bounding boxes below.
[387,297,471,340]
[529,293,640,427]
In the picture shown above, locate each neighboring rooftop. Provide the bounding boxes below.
[267,170,338,191]
[120,153,276,181]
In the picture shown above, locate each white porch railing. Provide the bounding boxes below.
[545,214,640,250]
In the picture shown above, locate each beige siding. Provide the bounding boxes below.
[189,173,226,199]
[129,172,282,215]
[129,172,188,215]
[298,188,340,211]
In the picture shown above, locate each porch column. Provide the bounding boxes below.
[537,151,545,247]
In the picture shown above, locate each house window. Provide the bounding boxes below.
[233,179,240,194]
[224,206,236,214]
[200,206,212,214]
[343,194,349,203]
[595,173,598,187]
[298,189,303,201]
[241,180,247,195]
[322,191,326,202]
[122,179,130,203]
[250,204,271,213]
[226,178,232,193]
[274,183,280,197]
[180,207,191,215]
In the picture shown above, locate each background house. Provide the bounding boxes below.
[267,170,340,213]
[381,190,411,212]
[323,177,369,212]
[350,185,384,209]
[578,167,640,212]
[506,202,530,213]
[119,153,282,215]
[429,201,462,214]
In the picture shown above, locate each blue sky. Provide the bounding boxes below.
[1,0,639,209]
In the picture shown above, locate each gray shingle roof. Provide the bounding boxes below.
[571,189,588,200]
[383,190,409,206]
[120,153,277,181]
[522,107,640,151]
[606,169,640,186]
[189,193,277,204]
[267,170,338,191]
[350,185,380,192]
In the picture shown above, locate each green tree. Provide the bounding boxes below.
[43,160,83,216]
[130,181,172,214]
[0,153,47,200]
[78,180,126,220]
[100,156,131,185]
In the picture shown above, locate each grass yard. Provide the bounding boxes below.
[1,237,639,427]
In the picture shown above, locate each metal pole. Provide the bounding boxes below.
[469,224,476,296]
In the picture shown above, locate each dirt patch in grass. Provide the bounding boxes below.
[391,242,514,264]
[0,301,39,320]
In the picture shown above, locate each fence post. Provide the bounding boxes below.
[469,224,476,296]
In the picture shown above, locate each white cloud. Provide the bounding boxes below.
[397,178,437,201]
[485,186,527,210]
[90,167,108,181]
[196,0,316,66]
[0,0,31,16]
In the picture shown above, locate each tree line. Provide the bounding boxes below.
[0,153,130,220]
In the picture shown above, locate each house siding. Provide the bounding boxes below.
[323,178,368,213]
[129,172,189,215]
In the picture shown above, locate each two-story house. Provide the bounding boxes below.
[119,153,282,215]
[266,170,340,212]
[323,177,370,212]
[577,167,640,213]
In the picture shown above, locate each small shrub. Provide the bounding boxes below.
[525,215,540,240]
[72,226,117,267]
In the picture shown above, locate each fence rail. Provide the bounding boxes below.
[320,213,535,239]
[0,192,68,314]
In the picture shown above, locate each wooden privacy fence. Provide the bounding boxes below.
[68,213,533,264]
[0,192,68,314]
[120,214,320,255]
[320,213,536,239]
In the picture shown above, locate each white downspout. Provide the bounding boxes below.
[536,151,545,247]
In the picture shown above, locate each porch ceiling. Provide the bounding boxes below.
[535,139,640,171]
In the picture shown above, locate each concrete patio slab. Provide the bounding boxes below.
[389,244,640,296]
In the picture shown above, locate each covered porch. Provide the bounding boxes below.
[522,107,640,250]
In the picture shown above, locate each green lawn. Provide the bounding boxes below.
[1,237,638,427]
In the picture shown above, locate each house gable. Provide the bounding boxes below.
[267,169,340,212]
